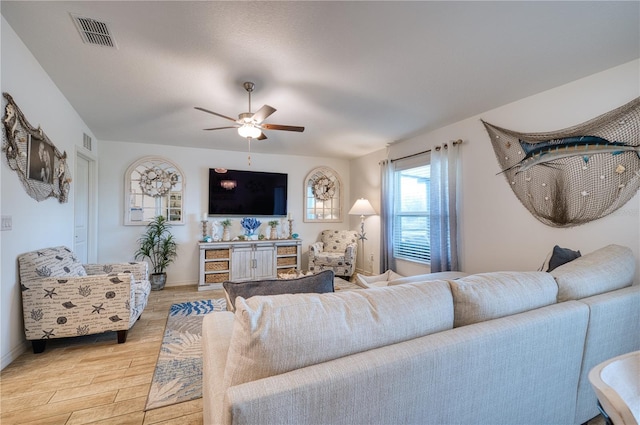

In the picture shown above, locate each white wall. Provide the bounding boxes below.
[1,18,96,368]
[353,59,640,278]
[97,141,350,285]
[349,148,386,274]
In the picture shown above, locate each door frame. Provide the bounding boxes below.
[75,147,98,263]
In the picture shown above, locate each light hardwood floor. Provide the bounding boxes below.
[1,285,222,425]
[1,282,605,425]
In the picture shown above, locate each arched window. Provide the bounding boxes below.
[124,156,185,225]
[304,166,342,222]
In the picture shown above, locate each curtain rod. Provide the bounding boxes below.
[390,139,463,162]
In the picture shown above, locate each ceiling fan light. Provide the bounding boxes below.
[238,124,261,139]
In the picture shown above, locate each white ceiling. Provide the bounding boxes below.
[2,1,639,159]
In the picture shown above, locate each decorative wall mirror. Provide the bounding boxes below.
[124,156,185,225]
[304,166,343,222]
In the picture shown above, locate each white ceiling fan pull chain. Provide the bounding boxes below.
[247,138,252,166]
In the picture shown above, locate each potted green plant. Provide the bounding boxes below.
[135,215,178,290]
[268,220,279,239]
[221,219,232,241]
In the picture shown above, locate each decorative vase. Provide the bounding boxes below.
[222,227,231,241]
[150,272,166,291]
[270,227,277,240]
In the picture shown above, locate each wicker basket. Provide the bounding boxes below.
[277,257,297,266]
[277,246,298,255]
[205,261,229,271]
[205,249,229,259]
[205,272,229,284]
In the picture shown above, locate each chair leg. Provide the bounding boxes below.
[117,330,128,344]
[31,340,46,354]
[596,401,613,425]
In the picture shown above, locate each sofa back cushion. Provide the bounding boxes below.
[223,280,454,389]
[223,270,335,312]
[449,271,558,327]
[550,244,635,302]
[18,246,87,282]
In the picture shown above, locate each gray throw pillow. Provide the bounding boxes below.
[547,245,581,272]
[223,270,335,311]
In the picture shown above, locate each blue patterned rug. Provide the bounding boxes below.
[145,298,227,410]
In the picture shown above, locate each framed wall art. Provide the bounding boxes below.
[2,92,72,203]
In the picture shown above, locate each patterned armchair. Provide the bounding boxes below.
[18,246,151,353]
[309,230,358,277]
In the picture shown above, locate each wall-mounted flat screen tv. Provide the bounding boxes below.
[208,169,288,216]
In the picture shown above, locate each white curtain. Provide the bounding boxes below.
[379,159,396,274]
[429,141,461,272]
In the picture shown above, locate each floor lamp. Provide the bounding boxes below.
[349,198,376,274]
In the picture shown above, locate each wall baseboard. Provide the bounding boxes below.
[1,340,28,371]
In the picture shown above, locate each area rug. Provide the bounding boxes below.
[145,298,226,411]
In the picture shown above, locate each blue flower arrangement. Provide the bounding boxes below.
[240,217,261,236]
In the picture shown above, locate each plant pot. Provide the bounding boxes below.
[150,272,167,291]
[222,228,231,241]
[270,227,277,240]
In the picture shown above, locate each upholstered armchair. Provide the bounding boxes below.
[309,230,358,278]
[18,246,151,353]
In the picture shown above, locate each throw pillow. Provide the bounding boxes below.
[387,271,469,286]
[223,269,335,312]
[544,245,581,272]
[355,270,404,288]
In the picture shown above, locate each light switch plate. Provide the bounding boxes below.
[1,215,12,231]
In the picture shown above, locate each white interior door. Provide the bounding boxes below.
[74,153,90,263]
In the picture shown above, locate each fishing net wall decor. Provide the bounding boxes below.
[483,97,639,228]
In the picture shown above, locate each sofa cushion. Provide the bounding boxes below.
[223,280,454,389]
[551,244,635,302]
[223,270,335,312]
[449,271,558,327]
[18,246,87,282]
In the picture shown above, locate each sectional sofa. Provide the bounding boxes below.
[202,244,639,425]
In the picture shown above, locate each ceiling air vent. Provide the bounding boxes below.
[71,13,118,48]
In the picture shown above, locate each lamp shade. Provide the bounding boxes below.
[349,198,376,216]
[238,123,261,139]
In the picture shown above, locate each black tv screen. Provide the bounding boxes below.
[208,169,288,216]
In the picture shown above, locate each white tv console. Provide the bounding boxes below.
[198,239,302,290]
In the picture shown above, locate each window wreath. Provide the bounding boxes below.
[312,176,336,201]
[139,167,178,197]
[304,166,342,223]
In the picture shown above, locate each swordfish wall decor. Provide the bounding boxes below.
[483,97,639,227]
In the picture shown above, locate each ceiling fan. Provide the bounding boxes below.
[195,81,305,141]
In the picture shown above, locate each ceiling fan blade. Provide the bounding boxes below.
[257,132,268,140]
[194,107,237,123]
[261,123,305,132]
[252,105,276,123]
[203,126,238,131]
